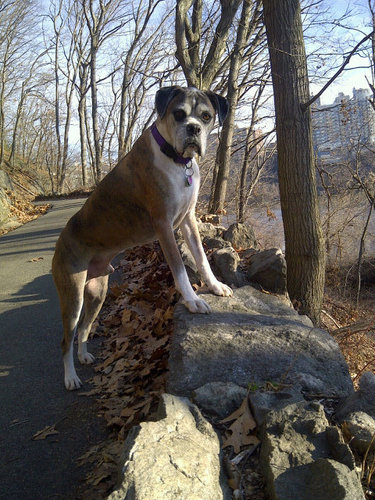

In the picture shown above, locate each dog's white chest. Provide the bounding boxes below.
[152,142,199,225]
[170,162,199,225]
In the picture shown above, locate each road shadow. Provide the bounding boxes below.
[0,273,54,305]
[0,271,108,500]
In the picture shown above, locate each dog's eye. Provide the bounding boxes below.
[201,112,212,122]
[173,110,186,122]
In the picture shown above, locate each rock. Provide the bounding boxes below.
[246,248,287,294]
[197,221,224,240]
[168,286,353,399]
[175,223,230,284]
[305,459,365,500]
[271,459,366,500]
[359,370,375,395]
[248,389,303,427]
[336,371,375,418]
[0,170,14,190]
[108,394,230,500]
[223,222,257,249]
[0,187,11,225]
[259,401,364,500]
[342,411,375,454]
[211,247,246,287]
[335,371,375,454]
[193,382,247,419]
[203,236,231,250]
[178,240,201,285]
[0,186,20,231]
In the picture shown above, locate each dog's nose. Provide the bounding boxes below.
[187,123,201,136]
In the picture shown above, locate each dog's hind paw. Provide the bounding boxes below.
[78,352,95,365]
[65,373,82,391]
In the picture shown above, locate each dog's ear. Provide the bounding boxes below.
[155,86,183,120]
[206,92,229,126]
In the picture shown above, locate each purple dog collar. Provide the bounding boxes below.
[151,122,192,165]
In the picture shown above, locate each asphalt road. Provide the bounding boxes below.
[0,199,108,500]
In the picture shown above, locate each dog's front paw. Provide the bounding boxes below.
[65,373,82,391]
[209,280,233,297]
[78,352,95,365]
[182,296,211,314]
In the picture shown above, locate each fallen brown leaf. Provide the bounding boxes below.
[32,424,59,441]
[221,397,259,453]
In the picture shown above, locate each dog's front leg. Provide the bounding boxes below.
[154,219,211,313]
[180,212,233,297]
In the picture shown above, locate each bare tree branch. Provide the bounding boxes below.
[303,29,374,110]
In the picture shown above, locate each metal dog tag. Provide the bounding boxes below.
[185,162,194,187]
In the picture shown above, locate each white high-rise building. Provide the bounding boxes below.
[312,88,375,154]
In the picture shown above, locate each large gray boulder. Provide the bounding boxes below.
[223,222,257,249]
[259,401,365,500]
[211,247,246,287]
[335,371,375,453]
[108,394,230,500]
[168,286,353,399]
[246,248,287,294]
[193,381,248,419]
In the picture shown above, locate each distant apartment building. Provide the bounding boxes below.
[312,88,375,155]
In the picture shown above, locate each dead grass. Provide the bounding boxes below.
[322,266,375,388]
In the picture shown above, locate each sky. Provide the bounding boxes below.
[309,0,374,104]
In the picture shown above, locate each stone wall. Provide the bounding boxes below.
[108,223,374,499]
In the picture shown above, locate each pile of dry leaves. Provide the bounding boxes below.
[77,242,178,494]
[89,243,177,434]
[0,190,49,235]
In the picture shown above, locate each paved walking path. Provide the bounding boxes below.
[0,199,107,500]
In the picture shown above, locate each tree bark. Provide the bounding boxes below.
[78,67,88,187]
[90,37,102,183]
[262,0,326,325]
[175,0,241,90]
[209,0,255,214]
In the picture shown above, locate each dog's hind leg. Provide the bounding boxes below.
[53,269,87,391]
[77,274,109,365]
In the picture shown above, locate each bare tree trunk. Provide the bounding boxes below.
[90,37,101,182]
[263,0,326,325]
[0,39,11,167]
[78,90,88,187]
[175,0,241,90]
[83,0,128,183]
[238,130,252,222]
[0,66,5,167]
[9,87,25,167]
[58,83,75,192]
[238,128,263,222]
[118,0,157,159]
[237,80,268,222]
[209,0,260,213]
[51,2,63,192]
[356,200,374,306]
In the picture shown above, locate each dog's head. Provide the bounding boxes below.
[155,86,228,158]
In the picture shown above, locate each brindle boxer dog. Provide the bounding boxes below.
[52,86,233,390]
